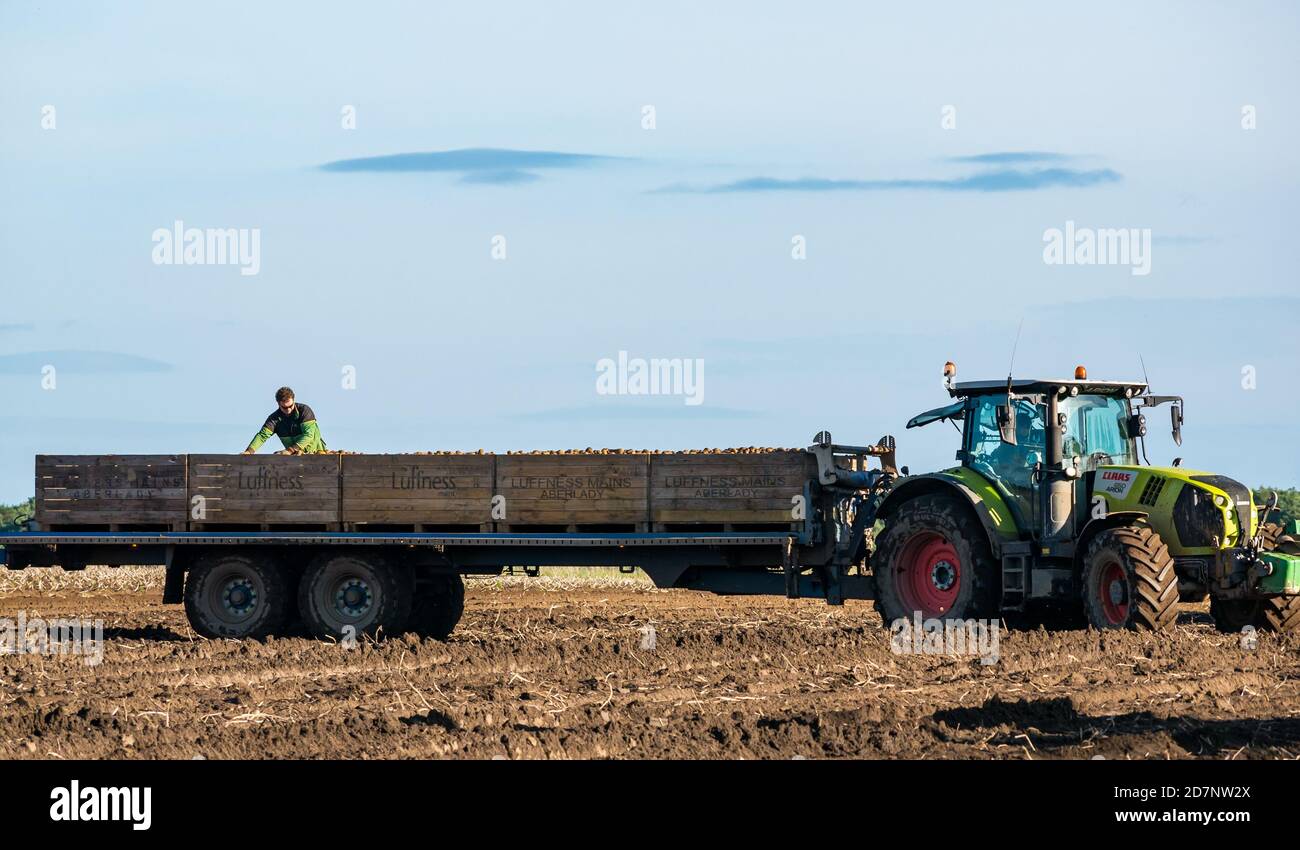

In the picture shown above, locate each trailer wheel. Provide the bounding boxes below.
[1081,523,1178,631]
[1210,523,1300,633]
[408,574,466,639]
[298,552,413,640]
[184,552,290,639]
[873,494,996,623]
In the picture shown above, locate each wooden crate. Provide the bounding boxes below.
[187,455,340,526]
[495,454,650,527]
[32,450,818,531]
[650,451,812,526]
[341,455,493,527]
[35,455,186,528]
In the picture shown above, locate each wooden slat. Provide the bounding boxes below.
[186,455,339,525]
[341,455,493,524]
[495,455,650,524]
[35,455,185,525]
[650,452,812,523]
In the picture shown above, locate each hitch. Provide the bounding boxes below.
[1250,491,1279,552]
[809,431,898,487]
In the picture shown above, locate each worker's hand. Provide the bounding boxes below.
[285,446,302,455]
[241,448,255,455]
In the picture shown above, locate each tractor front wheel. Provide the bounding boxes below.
[1081,523,1178,631]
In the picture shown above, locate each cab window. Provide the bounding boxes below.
[1060,395,1137,468]
[966,395,1045,507]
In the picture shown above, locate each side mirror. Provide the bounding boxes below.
[1171,403,1183,446]
[996,405,1017,445]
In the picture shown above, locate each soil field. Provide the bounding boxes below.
[1,567,1299,760]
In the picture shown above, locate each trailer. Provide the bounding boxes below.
[0,436,898,640]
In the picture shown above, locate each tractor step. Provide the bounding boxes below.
[1000,542,1033,612]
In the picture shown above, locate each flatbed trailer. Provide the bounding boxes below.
[0,435,897,640]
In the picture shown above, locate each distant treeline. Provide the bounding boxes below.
[1256,487,1300,531]
[0,490,1296,533]
[1,498,35,532]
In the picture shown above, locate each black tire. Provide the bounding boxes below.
[1080,523,1178,631]
[1210,597,1267,632]
[408,574,466,640]
[298,552,413,640]
[184,551,290,639]
[873,494,997,624]
[1212,522,1300,633]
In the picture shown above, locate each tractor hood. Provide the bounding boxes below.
[1091,465,1256,551]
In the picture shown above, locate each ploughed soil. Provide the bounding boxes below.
[1,568,1298,760]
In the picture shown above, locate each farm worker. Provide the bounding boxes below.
[242,387,327,455]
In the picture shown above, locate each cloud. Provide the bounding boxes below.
[948,152,1070,164]
[0,350,173,374]
[320,147,620,174]
[655,167,1121,194]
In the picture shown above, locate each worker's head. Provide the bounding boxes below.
[275,386,295,414]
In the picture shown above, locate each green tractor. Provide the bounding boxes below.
[871,364,1300,632]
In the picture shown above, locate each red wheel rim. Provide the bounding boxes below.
[895,531,962,618]
[1097,559,1129,625]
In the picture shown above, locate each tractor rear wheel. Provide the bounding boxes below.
[1211,522,1300,633]
[873,494,997,624]
[184,551,290,639]
[1081,523,1178,631]
[408,574,466,639]
[298,552,414,640]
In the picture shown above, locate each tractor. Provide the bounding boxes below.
[870,364,1300,631]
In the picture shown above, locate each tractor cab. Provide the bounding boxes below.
[906,366,1179,553]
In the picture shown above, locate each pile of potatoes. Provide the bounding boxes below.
[322,447,800,456]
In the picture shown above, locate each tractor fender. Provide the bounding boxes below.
[877,473,1017,558]
[1072,510,1150,574]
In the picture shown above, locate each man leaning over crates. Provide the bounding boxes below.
[242,386,328,455]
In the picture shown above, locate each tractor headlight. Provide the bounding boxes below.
[1214,494,1228,508]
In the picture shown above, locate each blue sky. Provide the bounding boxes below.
[0,1,1298,502]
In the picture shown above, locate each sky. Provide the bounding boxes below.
[0,1,1298,502]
